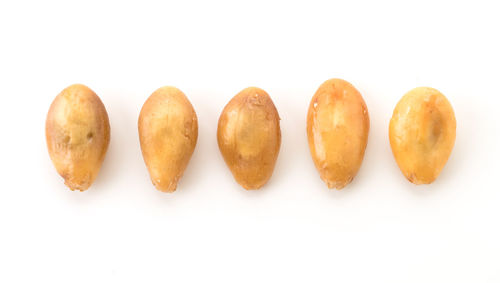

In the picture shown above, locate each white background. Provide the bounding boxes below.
[1,0,499,282]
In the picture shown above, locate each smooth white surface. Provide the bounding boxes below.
[1,0,499,282]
